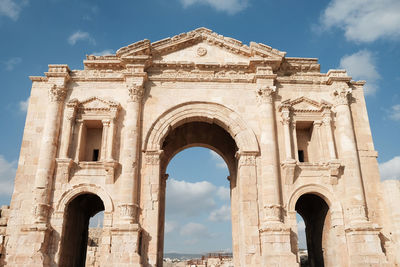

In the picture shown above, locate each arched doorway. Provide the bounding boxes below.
[59,193,105,267]
[158,121,238,264]
[295,194,329,267]
[163,147,232,262]
[142,102,261,266]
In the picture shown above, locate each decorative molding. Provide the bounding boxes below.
[264,204,283,222]
[197,47,207,57]
[48,84,67,102]
[333,87,352,106]
[256,85,276,104]
[127,84,145,102]
[236,151,257,167]
[118,204,138,220]
[145,150,163,165]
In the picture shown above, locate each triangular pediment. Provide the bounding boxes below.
[281,97,331,112]
[116,27,286,62]
[78,97,119,111]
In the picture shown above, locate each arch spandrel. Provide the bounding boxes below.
[56,183,114,213]
[143,101,260,154]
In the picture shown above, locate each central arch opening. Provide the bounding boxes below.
[159,121,238,265]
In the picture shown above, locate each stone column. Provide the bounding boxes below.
[313,120,323,161]
[322,108,337,161]
[281,105,294,162]
[59,100,78,159]
[236,152,261,267]
[119,84,144,223]
[101,119,110,161]
[106,112,117,161]
[333,87,368,223]
[142,150,163,267]
[33,83,68,224]
[256,86,283,223]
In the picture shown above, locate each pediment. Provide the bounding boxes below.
[281,97,331,112]
[78,97,119,111]
[116,27,286,62]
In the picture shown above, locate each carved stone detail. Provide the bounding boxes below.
[264,205,282,222]
[119,204,137,219]
[236,152,257,167]
[347,205,368,222]
[257,85,276,104]
[48,84,67,102]
[145,151,162,165]
[128,84,144,102]
[333,87,352,106]
[34,203,51,223]
[197,47,207,56]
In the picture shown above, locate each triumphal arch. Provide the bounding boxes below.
[1,28,400,266]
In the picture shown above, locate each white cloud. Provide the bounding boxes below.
[379,156,400,180]
[19,97,29,112]
[180,222,207,236]
[165,220,178,234]
[68,31,96,46]
[209,205,230,222]
[0,155,16,197]
[297,218,307,249]
[216,186,230,201]
[180,0,248,15]
[166,178,216,217]
[0,0,26,21]
[388,105,400,121]
[320,0,400,43]
[91,49,114,56]
[209,150,227,169]
[339,50,380,95]
[3,57,21,71]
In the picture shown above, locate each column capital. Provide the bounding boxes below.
[281,109,291,125]
[48,84,67,102]
[127,84,145,103]
[235,151,258,167]
[256,85,276,104]
[144,150,163,165]
[333,87,352,106]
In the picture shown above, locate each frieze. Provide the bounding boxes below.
[70,69,124,82]
[149,68,254,83]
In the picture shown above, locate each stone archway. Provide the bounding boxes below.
[287,185,347,267]
[141,102,260,267]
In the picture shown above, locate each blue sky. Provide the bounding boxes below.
[0,0,399,254]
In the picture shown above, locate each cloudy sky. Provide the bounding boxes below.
[0,0,399,254]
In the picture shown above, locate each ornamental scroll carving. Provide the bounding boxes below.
[257,85,276,104]
[128,84,145,102]
[48,84,67,102]
[333,87,352,106]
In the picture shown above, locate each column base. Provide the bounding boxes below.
[5,224,52,267]
[345,222,388,266]
[108,223,142,266]
[260,223,298,267]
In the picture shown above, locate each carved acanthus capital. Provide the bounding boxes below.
[236,151,257,167]
[257,85,276,104]
[333,87,352,106]
[66,99,78,121]
[127,84,144,102]
[264,204,283,222]
[118,204,138,220]
[48,84,67,102]
[145,150,163,165]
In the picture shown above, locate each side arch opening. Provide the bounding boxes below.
[295,193,329,267]
[59,193,105,267]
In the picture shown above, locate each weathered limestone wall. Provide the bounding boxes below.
[1,28,398,267]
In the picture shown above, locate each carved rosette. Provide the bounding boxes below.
[128,84,145,103]
[257,85,276,104]
[264,204,283,222]
[34,203,51,223]
[333,87,352,106]
[119,204,137,220]
[48,84,67,102]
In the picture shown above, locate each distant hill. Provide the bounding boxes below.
[163,253,203,260]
